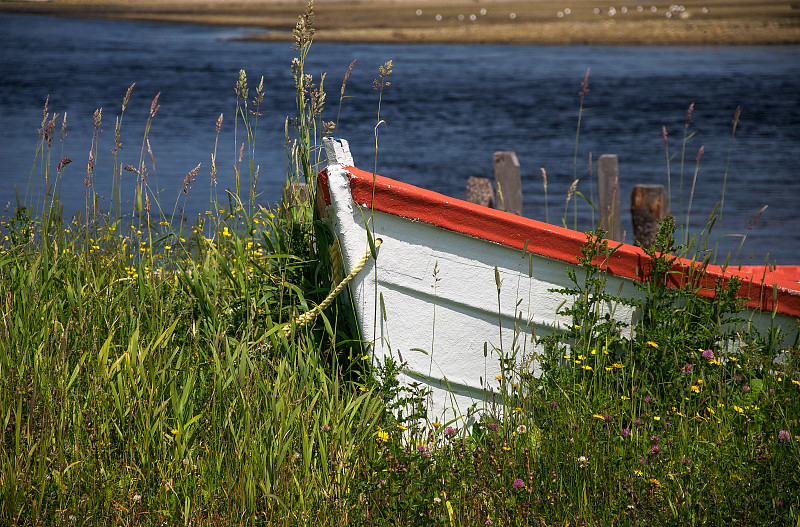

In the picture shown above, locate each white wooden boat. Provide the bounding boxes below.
[316,138,800,426]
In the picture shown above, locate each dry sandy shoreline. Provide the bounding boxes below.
[1,0,799,45]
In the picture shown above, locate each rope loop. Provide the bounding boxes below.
[279,238,382,338]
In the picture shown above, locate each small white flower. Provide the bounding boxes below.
[133,493,142,503]
[516,424,528,434]
[433,497,442,504]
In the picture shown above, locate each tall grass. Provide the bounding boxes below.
[2,2,799,525]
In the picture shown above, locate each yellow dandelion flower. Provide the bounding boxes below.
[690,385,700,393]
[633,469,643,477]
[613,363,624,369]
[171,429,179,435]
[605,367,613,372]
[578,355,587,361]
[646,341,658,348]
[431,422,442,428]
[582,365,593,371]
[376,430,389,443]
[649,478,661,486]
[620,395,630,400]
[593,414,605,420]
[397,424,408,430]
[733,405,744,413]
[494,375,503,381]
[653,416,661,421]
[361,355,369,360]
[792,379,800,387]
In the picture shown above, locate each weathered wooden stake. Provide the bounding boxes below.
[493,151,522,216]
[597,154,622,242]
[282,181,311,212]
[465,177,495,208]
[631,184,669,249]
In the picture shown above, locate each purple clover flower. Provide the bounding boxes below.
[778,430,791,442]
[633,418,643,426]
[621,428,631,438]
[320,424,331,432]
[644,396,655,403]
[487,422,499,431]
[512,478,526,490]
[444,426,456,437]
[650,445,661,454]
[742,385,750,392]
[681,363,693,375]
[417,444,426,452]
[702,349,714,360]
[682,457,692,465]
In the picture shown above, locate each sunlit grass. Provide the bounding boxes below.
[2,2,799,525]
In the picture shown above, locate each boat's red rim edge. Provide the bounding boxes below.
[318,167,800,320]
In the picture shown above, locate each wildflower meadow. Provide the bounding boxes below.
[1,3,799,525]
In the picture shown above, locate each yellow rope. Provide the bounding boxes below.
[279,238,382,338]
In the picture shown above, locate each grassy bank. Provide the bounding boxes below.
[2,3,800,525]
[1,0,799,45]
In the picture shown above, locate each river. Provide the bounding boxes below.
[1,13,798,264]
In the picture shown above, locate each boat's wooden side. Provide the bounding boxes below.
[317,138,800,425]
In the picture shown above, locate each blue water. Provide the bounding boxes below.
[1,13,799,264]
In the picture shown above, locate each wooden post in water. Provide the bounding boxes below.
[597,154,622,242]
[465,177,495,208]
[631,184,668,249]
[282,181,311,213]
[493,151,522,216]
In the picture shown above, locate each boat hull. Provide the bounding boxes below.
[317,138,800,425]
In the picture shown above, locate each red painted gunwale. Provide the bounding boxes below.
[318,166,800,320]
